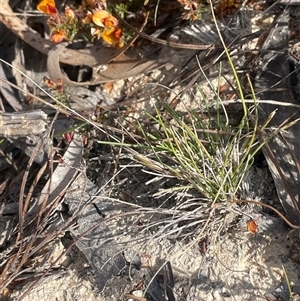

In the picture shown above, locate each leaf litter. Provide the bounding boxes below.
[0,0,300,300]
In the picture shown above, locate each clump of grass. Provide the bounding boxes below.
[134,87,267,205]
[124,1,284,243]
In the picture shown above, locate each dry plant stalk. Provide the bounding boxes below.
[0,134,82,291]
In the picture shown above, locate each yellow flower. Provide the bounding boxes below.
[102,28,123,47]
[92,10,122,46]
[37,0,57,15]
[92,10,118,28]
[51,29,66,43]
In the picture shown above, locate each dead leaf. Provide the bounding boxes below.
[247,219,258,234]
[103,82,114,94]
[47,43,168,86]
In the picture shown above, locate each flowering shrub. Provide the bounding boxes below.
[37,0,124,47]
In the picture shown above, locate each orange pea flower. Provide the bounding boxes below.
[92,10,118,28]
[102,28,123,47]
[37,0,57,15]
[92,10,122,46]
[51,29,66,43]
